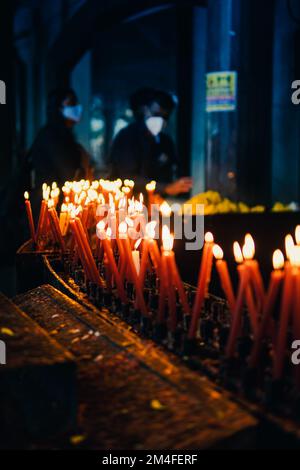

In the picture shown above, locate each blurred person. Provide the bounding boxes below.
[29,87,93,192]
[109,88,192,197]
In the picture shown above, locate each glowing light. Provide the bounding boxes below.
[273,249,284,270]
[24,191,29,200]
[295,226,300,245]
[125,216,134,227]
[244,234,255,256]
[97,220,106,231]
[145,221,157,239]
[160,201,172,217]
[119,222,128,235]
[135,238,142,250]
[162,225,174,251]
[212,244,224,260]
[204,232,214,243]
[290,245,300,268]
[233,241,244,264]
[285,234,294,260]
[146,180,156,192]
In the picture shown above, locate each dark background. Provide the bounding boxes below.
[1,0,300,294]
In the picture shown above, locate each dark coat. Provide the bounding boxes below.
[109,120,178,193]
[28,116,85,191]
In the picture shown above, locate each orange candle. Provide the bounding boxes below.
[24,191,36,244]
[48,201,65,252]
[273,256,296,380]
[75,216,104,287]
[161,227,190,316]
[188,232,214,339]
[97,224,127,302]
[212,244,235,312]
[70,218,94,281]
[158,252,168,323]
[243,234,265,311]
[36,196,48,248]
[225,264,249,358]
[119,222,149,317]
[249,249,284,369]
[139,238,150,288]
[166,252,177,332]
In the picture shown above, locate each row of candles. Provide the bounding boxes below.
[24,180,300,386]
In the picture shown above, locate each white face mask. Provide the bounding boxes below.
[62,104,83,123]
[145,116,164,136]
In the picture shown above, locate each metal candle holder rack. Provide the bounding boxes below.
[52,251,300,423]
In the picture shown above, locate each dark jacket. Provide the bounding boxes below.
[109,120,178,193]
[28,116,85,191]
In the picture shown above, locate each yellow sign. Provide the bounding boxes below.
[206,71,237,112]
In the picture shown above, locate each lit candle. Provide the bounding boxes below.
[75,216,104,287]
[212,244,235,312]
[59,203,69,236]
[118,222,149,317]
[48,200,65,252]
[146,180,156,215]
[225,242,249,358]
[273,246,299,380]
[249,249,284,369]
[243,234,265,310]
[161,226,177,331]
[188,232,214,339]
[24,191,36,244]
[132,239,141,275]
[96,223,127,302]
[36,186,49,248]
[162,226,190,315]
[157,251,168,324]
[70,215,94,282]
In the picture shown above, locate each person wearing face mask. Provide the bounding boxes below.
[109,88,193,196]
[28,87,93,196]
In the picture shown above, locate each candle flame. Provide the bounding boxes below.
[204,232,214,243]
[145,221,157,239]
[146,180,156,192]
[61,203,67,212]
[213,244,224,260]
[119,221,128,234]
[273,249,284,270]
[125,216,134,227]
[24,191,29,200]
[242,234,255,260]
[97,220,106,231]
[106,227,112,238]
[233,241,244,263]
[162,225,174,251]
[244,233,255,253]
[122,186,130,195]
[242,243,254,260]
[295,226,300,245]
[290,245,300,268]
[134,238,142,250]
[160,201,172,216]
[48,199,54,209]
[285,234,294,260]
